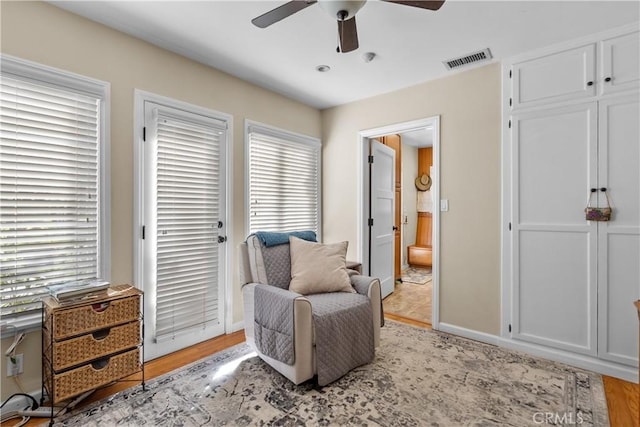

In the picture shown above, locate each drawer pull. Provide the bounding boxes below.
[91,302,110,313]
[91,357,110,370]
[92,328,111,341]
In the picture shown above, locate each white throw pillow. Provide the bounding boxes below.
[288,236,354,295]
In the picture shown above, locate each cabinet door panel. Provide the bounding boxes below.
[517,230,595,353]
[597,95,640,366]
[599,233,640,365]
[511,103,598,355]
[600,31,640,95]
[515,104,597,226]
[599,96,640,226]
[512,44,596,109]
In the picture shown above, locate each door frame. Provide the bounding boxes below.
[358,116,441,328]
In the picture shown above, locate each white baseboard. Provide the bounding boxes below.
[498,337,639,384]
[435,322,638,384]
[436,322,500,346]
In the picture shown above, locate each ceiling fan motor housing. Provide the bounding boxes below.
[318,0,367,20]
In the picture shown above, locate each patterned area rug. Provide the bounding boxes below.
[401,267,432,285]
[57,322,609,426]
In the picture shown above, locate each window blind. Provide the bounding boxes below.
[154,110,224,340]
[247,125,321,234]
[0,75,101,317]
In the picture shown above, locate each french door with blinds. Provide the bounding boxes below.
[141,99,227,360]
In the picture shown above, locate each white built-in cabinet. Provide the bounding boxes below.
[505,24,640,381]
[512,28,639,109]
[600,30,640,95]
[597,94,640,367]
[512,44,597,108]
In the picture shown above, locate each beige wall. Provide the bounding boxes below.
[0,1,321,400]
[402,144,418,266]
[322,62,502,335]
[1,0,502,403]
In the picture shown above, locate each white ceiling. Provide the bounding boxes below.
[401,128,433,148]
[50,1,639,109]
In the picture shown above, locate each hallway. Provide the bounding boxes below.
[383,267,432,324]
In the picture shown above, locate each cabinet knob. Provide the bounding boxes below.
[604,77,612,82]
[587,81,594,86]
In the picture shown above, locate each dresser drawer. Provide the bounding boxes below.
[44,348,141,404]
[44,321,141,371]
[45,295,140,340]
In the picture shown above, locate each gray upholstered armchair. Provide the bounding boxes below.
[239,232,382,386]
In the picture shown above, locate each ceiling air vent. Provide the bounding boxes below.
[443,48,493,71]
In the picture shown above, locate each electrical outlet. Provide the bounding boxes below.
[6,353,23,376]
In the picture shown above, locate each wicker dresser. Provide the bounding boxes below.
[42,285,144,410]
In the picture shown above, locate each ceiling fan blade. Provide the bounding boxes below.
[252,0,317,28]
[381,0,445,11]
[338,17,359,53]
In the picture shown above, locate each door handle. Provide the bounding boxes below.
[392,226,398,231]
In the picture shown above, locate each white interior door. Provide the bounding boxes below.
[597,94,640,366]
[370,139,395,299]
[511,102,598,356]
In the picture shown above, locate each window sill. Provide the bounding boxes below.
[0,312,42,338]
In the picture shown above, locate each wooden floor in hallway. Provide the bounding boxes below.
[383,267,432,324]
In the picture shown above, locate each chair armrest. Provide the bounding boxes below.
[350,275,384,336]
[241,282,310,341]
[350,275,379,296]
[253,282,302,299]
[241,283,314,382]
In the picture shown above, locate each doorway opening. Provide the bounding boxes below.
[358,117,440,327]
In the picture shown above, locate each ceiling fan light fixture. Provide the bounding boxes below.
[251,0,446,54]
[316,64,331,72]
[318,0,367,20]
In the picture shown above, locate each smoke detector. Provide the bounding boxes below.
[362,52,376,63]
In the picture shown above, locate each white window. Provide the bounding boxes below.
[135,91,229,360]
[245,120,321,235]
[0,56,110,325]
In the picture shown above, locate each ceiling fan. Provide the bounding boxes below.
[252,0,445,53]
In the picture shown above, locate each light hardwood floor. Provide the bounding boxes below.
[4,319,637,427]
[383,280,431,324]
